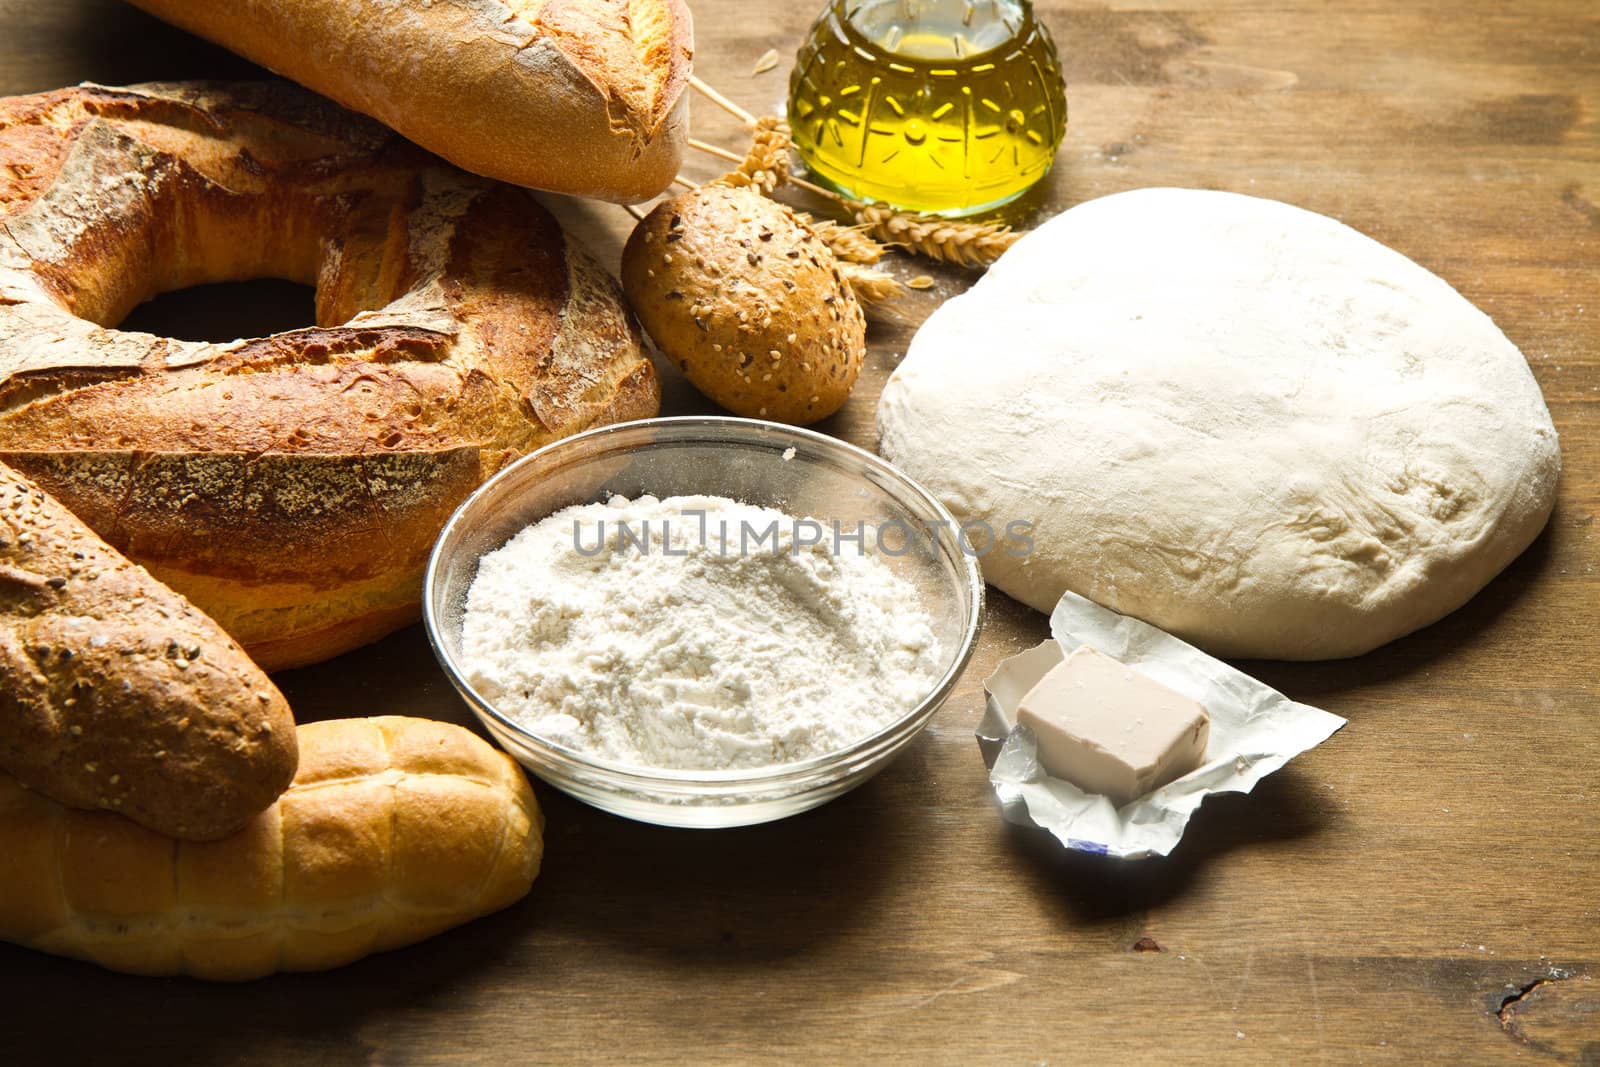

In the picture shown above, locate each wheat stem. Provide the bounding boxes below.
[689,75,757,125]
[688,138,745,165]
[689,137,847,199]
[788,173,847,203]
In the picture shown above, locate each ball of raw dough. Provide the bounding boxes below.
[621,185,865,424]
[877,188,1560,660]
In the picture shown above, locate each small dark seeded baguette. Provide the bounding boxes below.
[0,460,296,840]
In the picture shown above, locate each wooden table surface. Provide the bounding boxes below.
[2,0,1597,1063]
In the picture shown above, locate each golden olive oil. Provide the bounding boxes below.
[788,0,1067,216]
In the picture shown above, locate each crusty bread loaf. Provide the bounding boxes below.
[0,82,660,670]
[0,716,543,980]
[125,0,694,203]
[0,460,296,841]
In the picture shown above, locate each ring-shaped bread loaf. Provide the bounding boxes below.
[0,82,660,670]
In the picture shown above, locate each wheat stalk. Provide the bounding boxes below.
[689,75,757,125]
[680,81,1022,270]
[688,137,742,167]
[839,262,906,304]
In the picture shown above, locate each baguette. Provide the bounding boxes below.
[0,82,660,670]
[0,460,296,841]
[0,716,543,981]
[125,0,694,203]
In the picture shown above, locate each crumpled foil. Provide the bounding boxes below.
[978,592,1347,859]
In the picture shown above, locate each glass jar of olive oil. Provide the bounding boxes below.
[788,0,1067,216]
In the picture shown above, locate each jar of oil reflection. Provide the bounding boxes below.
[788,0,1067,216]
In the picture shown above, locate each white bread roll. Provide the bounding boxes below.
[0,716,544,980]
[126,0,694,203]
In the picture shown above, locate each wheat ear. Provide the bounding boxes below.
[839,262,906,304]
[847,202,1019,269]
[795,214,887,264]
[711,116,791,195]
[770,171,1020,269]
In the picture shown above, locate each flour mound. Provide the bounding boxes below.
[877,188,1559,660]
[461,495,943,769]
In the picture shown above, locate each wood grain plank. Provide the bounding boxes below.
[0,1,1595,1063]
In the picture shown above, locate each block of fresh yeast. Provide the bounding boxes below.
[1014,646,1210,806]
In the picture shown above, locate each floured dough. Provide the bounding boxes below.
[878,188,1560,659]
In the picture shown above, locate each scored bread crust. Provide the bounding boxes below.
[0,82,660,670]
[126,0,695,203]
[0,716,544,980]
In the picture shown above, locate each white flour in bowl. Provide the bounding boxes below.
[459,494,944,771]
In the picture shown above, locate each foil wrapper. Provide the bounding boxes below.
[978,592,1347,859]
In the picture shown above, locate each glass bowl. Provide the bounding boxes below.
[423,416,984,828]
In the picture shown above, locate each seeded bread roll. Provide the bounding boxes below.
[125,0,694,203]
[0,460,296,841]
[0,716,543,981]
[622,185,866,424]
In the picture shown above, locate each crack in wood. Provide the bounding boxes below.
[1499,976,1554,1023]
[1497,973,1598,1062]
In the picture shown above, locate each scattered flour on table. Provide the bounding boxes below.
[460,494,944,770]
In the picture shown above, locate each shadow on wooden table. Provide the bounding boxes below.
[525,758,912,966]
[0,891,594,1066]
[0,760,913,1066]
[18,0,264,88]
[999,766,1332,926]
